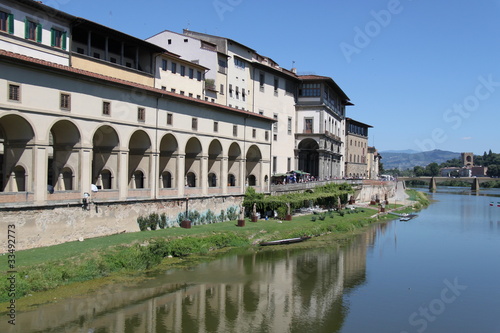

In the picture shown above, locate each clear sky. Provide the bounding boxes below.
[45,0,500,154]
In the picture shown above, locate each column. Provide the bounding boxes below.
[176,153,185,197]
[201,155,208,195]
[318,154,325,181]
[221,156,228,194]
[150,151,158,199]
[80,147,92,195]
[239,158,246,194]
[33,144,48,204]
[118,149,129,200]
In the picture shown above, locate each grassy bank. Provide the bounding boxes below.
[1,197,422,309]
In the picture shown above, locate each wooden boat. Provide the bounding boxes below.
[260,236,311,246]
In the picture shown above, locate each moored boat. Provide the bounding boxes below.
[260,236,311,246]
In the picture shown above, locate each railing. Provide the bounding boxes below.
[270,179,363,194]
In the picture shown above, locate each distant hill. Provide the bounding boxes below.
[380,149,461,170]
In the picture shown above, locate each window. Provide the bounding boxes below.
[192,117,198,130]
[60,93,71,110]
[273,133,277,141]
[188,93,193,98]
[252,129,256,138]
[0,11,14,34]
[161,59,167,71]
[274,77,279,94]
[197,71,202,81]
[235,86,239,99]
[170,88,176,93]
[171,62,177,74]
[242,89,246,101]
[273,156,277,173]
[51,28,66,49]
[138,107,145,122]
[273,114,278,133]
[288,117,292,135]
[265,131,269,141]
[102,101,110,115]
[229,84,233,98]
[234,57,245,69]
[167,113,173,125]
[8,84,20,101]
[180,91,185,95]
[161,86,166,90]
[213,121,218,133]
[259,72,265,91]
[168,39,172,45]
[259,109,264,115]
[180,65,185,77]
[305,118,313,133]
[189,68,194,79]
[299,83,321,97]
[233,125,238,137]
[287,158,291,171]
[25,19,41,42]
[220,84,224,95]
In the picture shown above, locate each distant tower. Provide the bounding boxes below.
[461,152,474,167]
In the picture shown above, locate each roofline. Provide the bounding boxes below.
[0,50,274,123]
[346,118,373,128]
[183,30,257,54]
[251,61,299,81]
[299,75,351,103]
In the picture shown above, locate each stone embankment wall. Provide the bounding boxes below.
[0,196,243,252]
[354,181,397,203]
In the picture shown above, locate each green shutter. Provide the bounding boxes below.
[24,18,29,39]
[36,23,42,43]
[7,13,13,34]
[62,31,67,50]
[50,28,55,47]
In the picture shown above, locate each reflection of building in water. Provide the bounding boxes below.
[4,228,381,332]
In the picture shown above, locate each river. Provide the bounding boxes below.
[3,187,500,333]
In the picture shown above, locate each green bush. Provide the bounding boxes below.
[159,213,167,229]
[137,216,148,231]
[148,213,160,230]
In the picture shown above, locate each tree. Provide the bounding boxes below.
[414,166,425,177]
[426,162,440,176]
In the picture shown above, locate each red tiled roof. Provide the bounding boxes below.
[0,50,274,122]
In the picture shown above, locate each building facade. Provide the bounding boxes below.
[0,0,273,207]
[344,118,372,178]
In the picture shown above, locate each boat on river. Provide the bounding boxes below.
[260,236,311,246]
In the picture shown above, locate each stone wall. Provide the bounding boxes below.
[0,195,243,252]
[354,181,396,203]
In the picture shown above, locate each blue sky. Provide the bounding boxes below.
[47,0,500,154]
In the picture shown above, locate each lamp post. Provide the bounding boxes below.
[181,196,191,228]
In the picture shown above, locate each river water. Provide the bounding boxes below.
[3,187,500,333]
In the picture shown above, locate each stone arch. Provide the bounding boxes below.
[246,145,262,187]
[0,114,35,192]
[185,137,202,187]
[128,130,152,189]
[92,125,119,190]
[228,142,241,187]
[298,138,319,177]
[208,139,223,188]
[48,119,81,191]
[159,133,178,189]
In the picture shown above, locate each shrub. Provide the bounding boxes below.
[159,213,167,229]
[148,213,160,230]
[311,216,317,222]
[137,216,148,231]
[318,214,325,221]
[226,206,238,221]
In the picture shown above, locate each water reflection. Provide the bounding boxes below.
[3,225,391,333]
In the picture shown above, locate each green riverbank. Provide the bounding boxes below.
[1,191,429,312]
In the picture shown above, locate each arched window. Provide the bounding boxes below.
[248,174,256,186]
[208,173,217,187]
[228,174,236,186]
[161,171,172,188]
[134,170,144,189]
[186,172,196,187]
[14,165,26,192]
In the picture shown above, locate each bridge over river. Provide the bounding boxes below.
[398,176,493,191]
